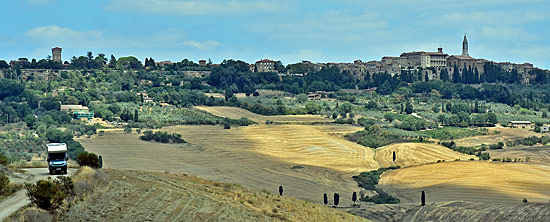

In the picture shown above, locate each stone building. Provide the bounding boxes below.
[255,59,276,72]
[400,48,448,69]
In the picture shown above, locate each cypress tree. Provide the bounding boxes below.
[323,193,328,205]
[440,68,449,82]
[334,193,340,207]
[134,109,139,122]
[421,190,426,206]
[352,192,357,204]
[392,151,396,162]
[278,186,283,196]
[452,64,460,83]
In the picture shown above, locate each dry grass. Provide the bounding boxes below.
[72,166,110,198]
[12,207,53,222]
[375,143,476,168]
[195,106,331,124]
[61,169,369,221]
[380,161,550,203]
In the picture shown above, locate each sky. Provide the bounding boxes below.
[1,0,549,69]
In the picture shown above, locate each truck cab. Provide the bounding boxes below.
[46,143,68,175]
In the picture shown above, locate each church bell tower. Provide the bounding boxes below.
[462,35,469,56]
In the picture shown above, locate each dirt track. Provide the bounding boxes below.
[61,169,368,222]
[0,168,77,220]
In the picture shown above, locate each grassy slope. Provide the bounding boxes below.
[62,169,369,222]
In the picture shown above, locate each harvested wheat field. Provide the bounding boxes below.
[488,146,550,165]
[454,127,539,147]
[61,169,368,222]
[164,124,377,173]
[195,106,331,123]
[379,161,550,203]
[79,123,372,205]
[375,143,476,168]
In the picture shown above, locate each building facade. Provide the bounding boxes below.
[52,47,62,63]
[255,59,276,72]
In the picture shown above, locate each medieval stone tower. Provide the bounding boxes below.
[52,47,62,63]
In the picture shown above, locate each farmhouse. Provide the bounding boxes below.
[540,125,550,133]
[60,105,88,112]
[508,121,532,129]
[60,105,94,120]
[308,92,322,100]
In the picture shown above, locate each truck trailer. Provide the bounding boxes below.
[46,143,68,175]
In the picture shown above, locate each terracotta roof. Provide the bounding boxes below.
[448,55,476,60]
[52,47,62,50]
[257,59,275,63]
[60,105,88,110]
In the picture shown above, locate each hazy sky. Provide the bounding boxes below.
[1,0,549,68]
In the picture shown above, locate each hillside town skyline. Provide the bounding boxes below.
[2,35,544,85]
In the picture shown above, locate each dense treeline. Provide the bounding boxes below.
[140,131,187,144]
[352,167,401,204]
[440,141,490,160]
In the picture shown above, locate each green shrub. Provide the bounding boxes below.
[352,167,400,190]
[0,152,8,166]
[361,189,401,204]
[422,127,482,140]
[25,177,74,210]
[346,125,404,148]
[0,173,19,196]
[76,152,100,168]
[353,167,401,204]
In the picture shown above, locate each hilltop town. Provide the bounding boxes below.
[0,35,544,86]
[1,34,550,221]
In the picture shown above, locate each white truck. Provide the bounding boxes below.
[46,143,68,175]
